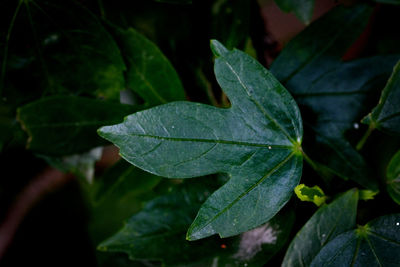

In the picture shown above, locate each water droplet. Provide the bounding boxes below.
[268,146,272,150]
[353,123,359,129]
[171,126,175,129]
[322,234,326,238]
[396,222,399,226]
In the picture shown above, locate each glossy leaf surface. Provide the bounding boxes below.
[310,214,400,266]
[282,189,358,267]
[387,150,400,205]
[113,27,185,106]
[99,40,303,239]
[17,96,136,156]
[98,179,295,266]
[362,60,400,135]
[275,0,315,24]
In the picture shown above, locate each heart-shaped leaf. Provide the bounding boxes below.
[98,40,303,240]
[362,60,400,135]
[17,96,136,156]
[282,189,358,267]
[387,150,400,205]
[310,214,400,266]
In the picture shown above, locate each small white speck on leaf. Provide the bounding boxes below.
[268,146,272,150]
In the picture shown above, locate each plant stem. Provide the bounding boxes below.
[301,148,319,173]
[356,124,375,151]
[0,0,23,97]
[97,0,106,19]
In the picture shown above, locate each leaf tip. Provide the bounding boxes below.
[210,39,228,57]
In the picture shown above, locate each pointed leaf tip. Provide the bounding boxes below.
[210,39,229,57]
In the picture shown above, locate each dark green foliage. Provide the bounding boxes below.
[1,1,400,266]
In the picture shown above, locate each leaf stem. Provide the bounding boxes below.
[97,0,105,19]
[356,124,375,151]
[0,0,23,97]
[195,68,219,107]
[301,148,319,173]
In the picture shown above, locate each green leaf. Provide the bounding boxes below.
[310,214,400,266]
[98,40,303,240]
[17,96,136,156]
[359,189,379,201]
[294,184,326,206]
[112,27,185,106]
[211,0,252,50]
[0,0,125,99]
[90,160,162,244]
[98,178,295,266]
[362,60,400,135]
[270,4,395,189]
[282,189,359,267]
[387,150,400,205]
[275,0,315,24]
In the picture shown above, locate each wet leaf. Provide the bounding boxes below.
[99,40,303,240]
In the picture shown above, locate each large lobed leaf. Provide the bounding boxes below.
[99,40,303,239]
[282,189,358,267]
[362,60,400,135]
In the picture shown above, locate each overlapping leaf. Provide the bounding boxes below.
[112,27,186,106]
[17,96,136,156]
[310,214,400,266]
[90,160,162,244]
[282,189,358,267]
[99,40,303,239]
[275,0,315,24]
[387,150,400,205]
[0,0,125,99]
[98,178,295,266]
[362,60,400,135]
[271,5,397,189]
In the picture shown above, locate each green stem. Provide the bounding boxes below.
[0,0,23,97]
[301,148,319,173]
[97,0,106,19]
[356,124,375,151]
